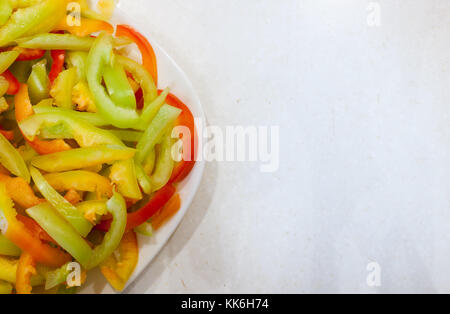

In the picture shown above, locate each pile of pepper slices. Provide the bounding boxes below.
[0,0,197,294]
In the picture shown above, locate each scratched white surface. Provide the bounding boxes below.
[121,0,450,294]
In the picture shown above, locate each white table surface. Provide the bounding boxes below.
[121,0,450,294]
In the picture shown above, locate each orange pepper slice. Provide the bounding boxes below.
[151,194,181,230]
[100,231,138,291]
[54,17,114,37]
[15,84,71,155]
[16,252,36,294]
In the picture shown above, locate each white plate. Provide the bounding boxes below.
[79,8,206,294]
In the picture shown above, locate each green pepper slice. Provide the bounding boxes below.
[27,202,93,269]
[30,166,93,237]
[87,192,127,270]
[0,132,30,182]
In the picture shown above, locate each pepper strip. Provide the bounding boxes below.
[100,231,138,291]
[27,202,93,269]
[44,171,113,199]
[55,17,114,37]
[0,132,30,182]
[116,24,158,85]
[16,251,36,294]
[0,183,71,267]
[97,184,176,232]
[0,172,43,208]
[151,194,181,230]
[87,192,127,270]
[15,84,71,155]
[165,92,198,183]
[49,50,65,84]
[0,0,67,47]
[2,70,19,95]
[87,33,161,129]
[30,166,94,237]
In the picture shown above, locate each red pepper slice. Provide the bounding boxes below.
[163,92,198,183]
[96,185,176,232]
[15,48,46,61]
[116,25,158,85]
[2,70,20,95]
[0,47,46,61]
[48,50,65,84]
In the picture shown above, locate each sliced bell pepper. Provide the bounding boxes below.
[74,0,113,21]
[0,96,8,113]
[165,93,198,183]
[143,148,156,176]
[0,132,30,182]
[0,172,43,208]
[116,24,158,85]
[33,103,108,126]
[0,0,67,47]
[50,67,77,109]
[0,50,19,74]
[110,159,142,200]
[0,183,71,267]
[64,189,82,205]
[0,256,45,288]
[16,214,54,244]
[87,192,127,270]
[0,256,19,283]
[55,17,114,37]
[0,0,12,27]
[2,70,19,95]
[15,48,46,61]
[8,59,32,83]
[0,75,8,96]
[16,251,36,294]
[135,162,151,194]
[86,33,139,129]
[86,34,161,129]
[48,49,65,84]
[103,62,137,109]
[116,55,159,114]
[19,111,123,146]
[27,202,93,269]
[100,231,138,291]
[134,222,153,237]
[17,33,131,51]
[15,84,71,155]
[0,280,12,294]
[150,132,175,192]
[43,170,113,199]
[97,184,176,232]
[0,234,21,257]
[20,111,142,199]
[135,104,182,163]
[72,80,97,112]
[151,194,181,230]
[27,59,50,104]
[76,200,108,224]
[30,166,94,237]
[108,129,143,143]
[31,145,136,172]
[67,51,88,82]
